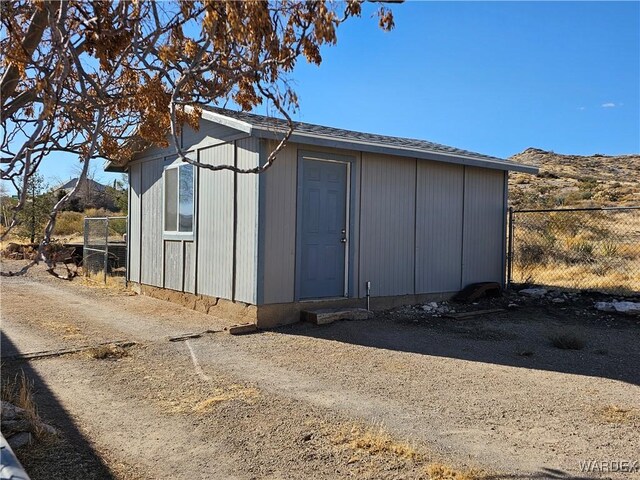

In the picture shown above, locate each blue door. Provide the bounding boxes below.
[299,159,348,299]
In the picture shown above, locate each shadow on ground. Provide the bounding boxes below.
[1,332,116,479]
[279,307,640,386]
[486,468,596,480]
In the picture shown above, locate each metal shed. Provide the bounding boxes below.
[113,108,537,327]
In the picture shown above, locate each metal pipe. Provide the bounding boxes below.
[103,218,109,284]
[507,207,514,290]
[366,281,371,311]
[513,206,640,214]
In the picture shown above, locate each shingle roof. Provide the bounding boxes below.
[201,106,537,173]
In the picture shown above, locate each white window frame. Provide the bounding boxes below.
[163,162,195,240]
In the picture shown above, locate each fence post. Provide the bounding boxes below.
[83,217,88,277]
[507,207,514,289]
[103,218,109,284]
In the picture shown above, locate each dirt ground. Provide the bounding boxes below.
[1,259,639,480]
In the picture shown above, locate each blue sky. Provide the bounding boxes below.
[27,1,640,188]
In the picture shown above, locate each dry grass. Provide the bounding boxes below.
[192,385,259,412]
[1,371,50,438]
[87,344,130,360]
[598,405,640,425]
[513,263,640,294]
[331,424,482,479]
[81,271,128,291]
[333,424,418,461]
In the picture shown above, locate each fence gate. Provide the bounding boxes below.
[507,206,640,295]
[83,216,127,283]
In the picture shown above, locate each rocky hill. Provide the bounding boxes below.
[508,148,640,210]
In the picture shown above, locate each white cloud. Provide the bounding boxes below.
[578,106,586,111]
[601,102,616,108]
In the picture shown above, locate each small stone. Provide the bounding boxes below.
[612,301,640,316]
[551,298,565,304]
[39,422,58,435]
[1,419,31,436]
[595,302,616,313]
[301,432,313,442]
[1,401,25,421]
[7,431,32,449]
[519,288,548,298]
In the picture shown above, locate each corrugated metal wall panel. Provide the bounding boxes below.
[415,162,464,293]
[261,143,297,304]
[359,153,416,297]
[163,240,183,290]
[184,241,195,293]
[462,167,505,286]
[128,162,142,283]
[234,137,260,303]
[140,158,164,286]
[133,123,239,163]
[181,122,243,151]
[196,144,234,299]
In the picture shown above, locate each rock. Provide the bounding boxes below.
[227,323,258,335]
[595,301,640,316]
[421,304,432,311]
[39,422,58,435]
[1,419,31,437]
[551,298,565,304]
[519,288,548,298]
[7,431,32,449]
[1,401,25,421]
[612,301,640,316]
[595,302,616,313]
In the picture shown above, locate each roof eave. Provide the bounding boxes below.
[194,105,254,135]
[251,127,539,174]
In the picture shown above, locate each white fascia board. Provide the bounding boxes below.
[190,106,254,134]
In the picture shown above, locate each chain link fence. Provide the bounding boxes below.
[83,216,127,282]
[507,206,640,295]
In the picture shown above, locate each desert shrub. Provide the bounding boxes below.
[601,241,618,257]
[53,211,84,236]
[516,242,547,267]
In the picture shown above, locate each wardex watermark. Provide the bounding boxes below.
[579,460,639,473]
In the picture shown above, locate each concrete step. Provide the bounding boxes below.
[301,308,373,325]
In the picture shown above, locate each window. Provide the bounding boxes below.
[164,163,194,233]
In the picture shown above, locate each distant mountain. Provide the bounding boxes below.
[508,148,640,209]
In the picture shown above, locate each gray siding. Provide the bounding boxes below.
[260,143,298,303]
[258,147,507,303]
[196,143,234,299]
[128,121,508,306]
[140,158,164,286]
[163,240,183,290]
[234,137,260,303]
[415,162,464,293]
[462,167,506,286]
[359,153,416,297]
[137,122,241,162]
[184,241,195,293]
[128,124,258,301]
[128,162,142,283]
